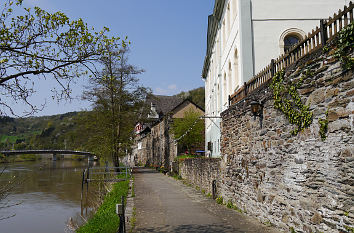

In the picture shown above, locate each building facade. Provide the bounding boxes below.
[202,0,347,157]
[129,95,205,170]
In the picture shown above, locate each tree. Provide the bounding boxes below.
[0,166,21,220]
[0,0,125,115]
[82,46,150,166]
[175,87,205,109]
[172,109,204,153]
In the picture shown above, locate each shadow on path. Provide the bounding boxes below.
[137,224,238,233]
[134,168,281,233]
[133,167,158,174]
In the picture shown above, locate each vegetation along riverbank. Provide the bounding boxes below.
[77,176,130,233]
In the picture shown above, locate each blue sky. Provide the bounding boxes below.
[5,0,214,116]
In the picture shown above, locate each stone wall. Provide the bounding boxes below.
[132,117,177,170]
[219,47,353,233]
[179,158,221,196]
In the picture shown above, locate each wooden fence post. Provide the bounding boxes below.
[270,59,275,77]
[320,19,328,46]
[244,82,247,96]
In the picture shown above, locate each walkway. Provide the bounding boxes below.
[133,168,280,233]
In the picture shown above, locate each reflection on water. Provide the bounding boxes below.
[0,160,101,233]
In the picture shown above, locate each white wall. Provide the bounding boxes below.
[204,0,348,157]
[251,0,347,74]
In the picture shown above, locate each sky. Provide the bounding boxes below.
[6,0,214,117]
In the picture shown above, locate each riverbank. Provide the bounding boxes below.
[77,176,131,233]
[0,154,92,163]
[0,154,42,163]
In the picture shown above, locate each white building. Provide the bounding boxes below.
[203,0,347,157]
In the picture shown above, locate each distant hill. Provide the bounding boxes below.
[0,112,81,150]
[0,87,205,151]
[175,87,204,110]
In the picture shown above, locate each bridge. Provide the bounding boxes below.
[0,150,98,161]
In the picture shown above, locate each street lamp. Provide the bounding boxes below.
[250,100,263,128]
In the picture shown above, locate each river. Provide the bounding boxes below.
[0,160,101,233]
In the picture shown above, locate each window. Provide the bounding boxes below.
[233,49,239,92]
[279,28,305,54]
[284,34,301,53]
[223,74,227,106]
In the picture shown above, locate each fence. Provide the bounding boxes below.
[80,165,131,206]
[82,166,131,183]
[229,1,353,106]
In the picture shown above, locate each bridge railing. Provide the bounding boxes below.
[229,1,353,106]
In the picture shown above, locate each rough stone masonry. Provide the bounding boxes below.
[180,45,353,232]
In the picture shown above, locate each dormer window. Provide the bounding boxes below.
[148,102,159,119]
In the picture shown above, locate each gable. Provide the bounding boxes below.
[172,102,204,119]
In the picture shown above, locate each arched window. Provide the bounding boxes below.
[279,28,305,54]
[284,34,301,53]
[233,49,239,92]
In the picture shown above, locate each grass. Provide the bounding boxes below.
[175,154,203,162]
[216,196,224,205]
[172,173,182,180]
[77,176,130,233]
[226,200,243,213]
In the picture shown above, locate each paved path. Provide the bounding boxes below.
[133,168,281,233]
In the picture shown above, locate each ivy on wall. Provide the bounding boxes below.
[318,110,329,141]
[335,22,354,70]
[270,70,313,135]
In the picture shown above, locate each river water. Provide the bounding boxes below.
[0,160,100,233]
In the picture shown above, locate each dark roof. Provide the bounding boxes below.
[146,94,184,116]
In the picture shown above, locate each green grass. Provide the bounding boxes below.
[216,196,224,205]
[175,154,203,162]
[172,173,182,180]
[226,200,243,213]
[77,177,130,233]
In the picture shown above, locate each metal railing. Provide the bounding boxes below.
[229,1,353,106]
[82,166,131,183]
